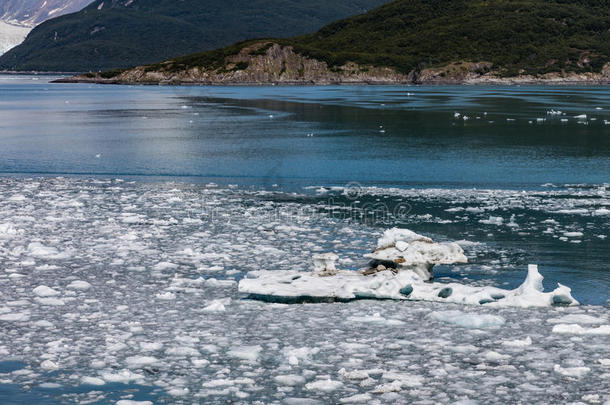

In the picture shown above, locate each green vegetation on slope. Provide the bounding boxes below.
[0,0,388,72]
[133,0,610,79]
[289,0,610,76]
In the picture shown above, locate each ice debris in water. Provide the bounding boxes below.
[427,310,506,329]
[0,178,605,403]
[239,229,578,308]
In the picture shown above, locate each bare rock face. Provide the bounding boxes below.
[96,42,414,85]
[65,41,610,85]
[417,62,493,83]
[601,62,610,80]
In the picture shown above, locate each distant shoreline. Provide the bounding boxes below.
[0,70,82,75]
[48,42,610,87]
[52,77,610,86]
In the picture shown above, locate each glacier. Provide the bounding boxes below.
[0,21,29,55]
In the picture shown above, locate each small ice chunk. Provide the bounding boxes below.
[274,374,306,386]
[125,356,159,368]
[153,261,178,271]
[203,299,230,312]
[41,360,59,371]
[547,314,606,324]
[81,376,105,386]
[66,280,91,291]
[139,342,163,352]
[227,345,262,362]
[484,351,510,362]
[33,285,60,297]
[480,216,503,225]
[563,231,583,238]
[346,313,404,326]
[0,312,30,322]
[156,292,176,300]
[553,364,590,378]
[101,370,144,383]
[551,324,610,335]
[428,310,505,329]
[283,346,320,366]
[35,297,65,306]
[305,379,343,392]
[204,278,237,287]
[502,336,532,347]
[340,394,372,403]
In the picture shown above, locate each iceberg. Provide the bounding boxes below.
[360,228,466,281]
[238,228,578,308]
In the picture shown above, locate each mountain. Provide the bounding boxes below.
[0,0,389,72]
[66,0,610,84]
[1,0,94,27]
[0,0,93,56]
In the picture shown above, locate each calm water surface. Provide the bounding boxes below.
[1,75,609,187]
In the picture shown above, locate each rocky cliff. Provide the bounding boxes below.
[61,42,610,85]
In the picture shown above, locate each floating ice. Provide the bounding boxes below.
[35,297,65,306]
[502,336,532,347]
[551,324,610,335]
[0,312,30,322]
[40,360,59,371]
[547,314,607,324]
[227,345,262,362]
[283,346,319,366]
[33,285,60,297]
[0,178,604,403]
[428,310,505,329]
[155,292,176,300]
[553,364,590,378]
[240,228,578,308]
[125,356,159,368]
[305,379,343,392]
[81,376,105,386]
[339,393,371,403]
[66,280,91,291]
[274,374,306,386]
[202,298,230,312]
[361,228,466,281]
[101,370,145,384]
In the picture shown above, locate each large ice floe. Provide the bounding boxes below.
[239,228,578,307]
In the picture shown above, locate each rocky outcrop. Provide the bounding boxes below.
[58,42,610,85]
[100,43,414,85]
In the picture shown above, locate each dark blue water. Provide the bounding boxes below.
[1,76,609,188]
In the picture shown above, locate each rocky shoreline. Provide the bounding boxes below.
[53,42,610,86]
